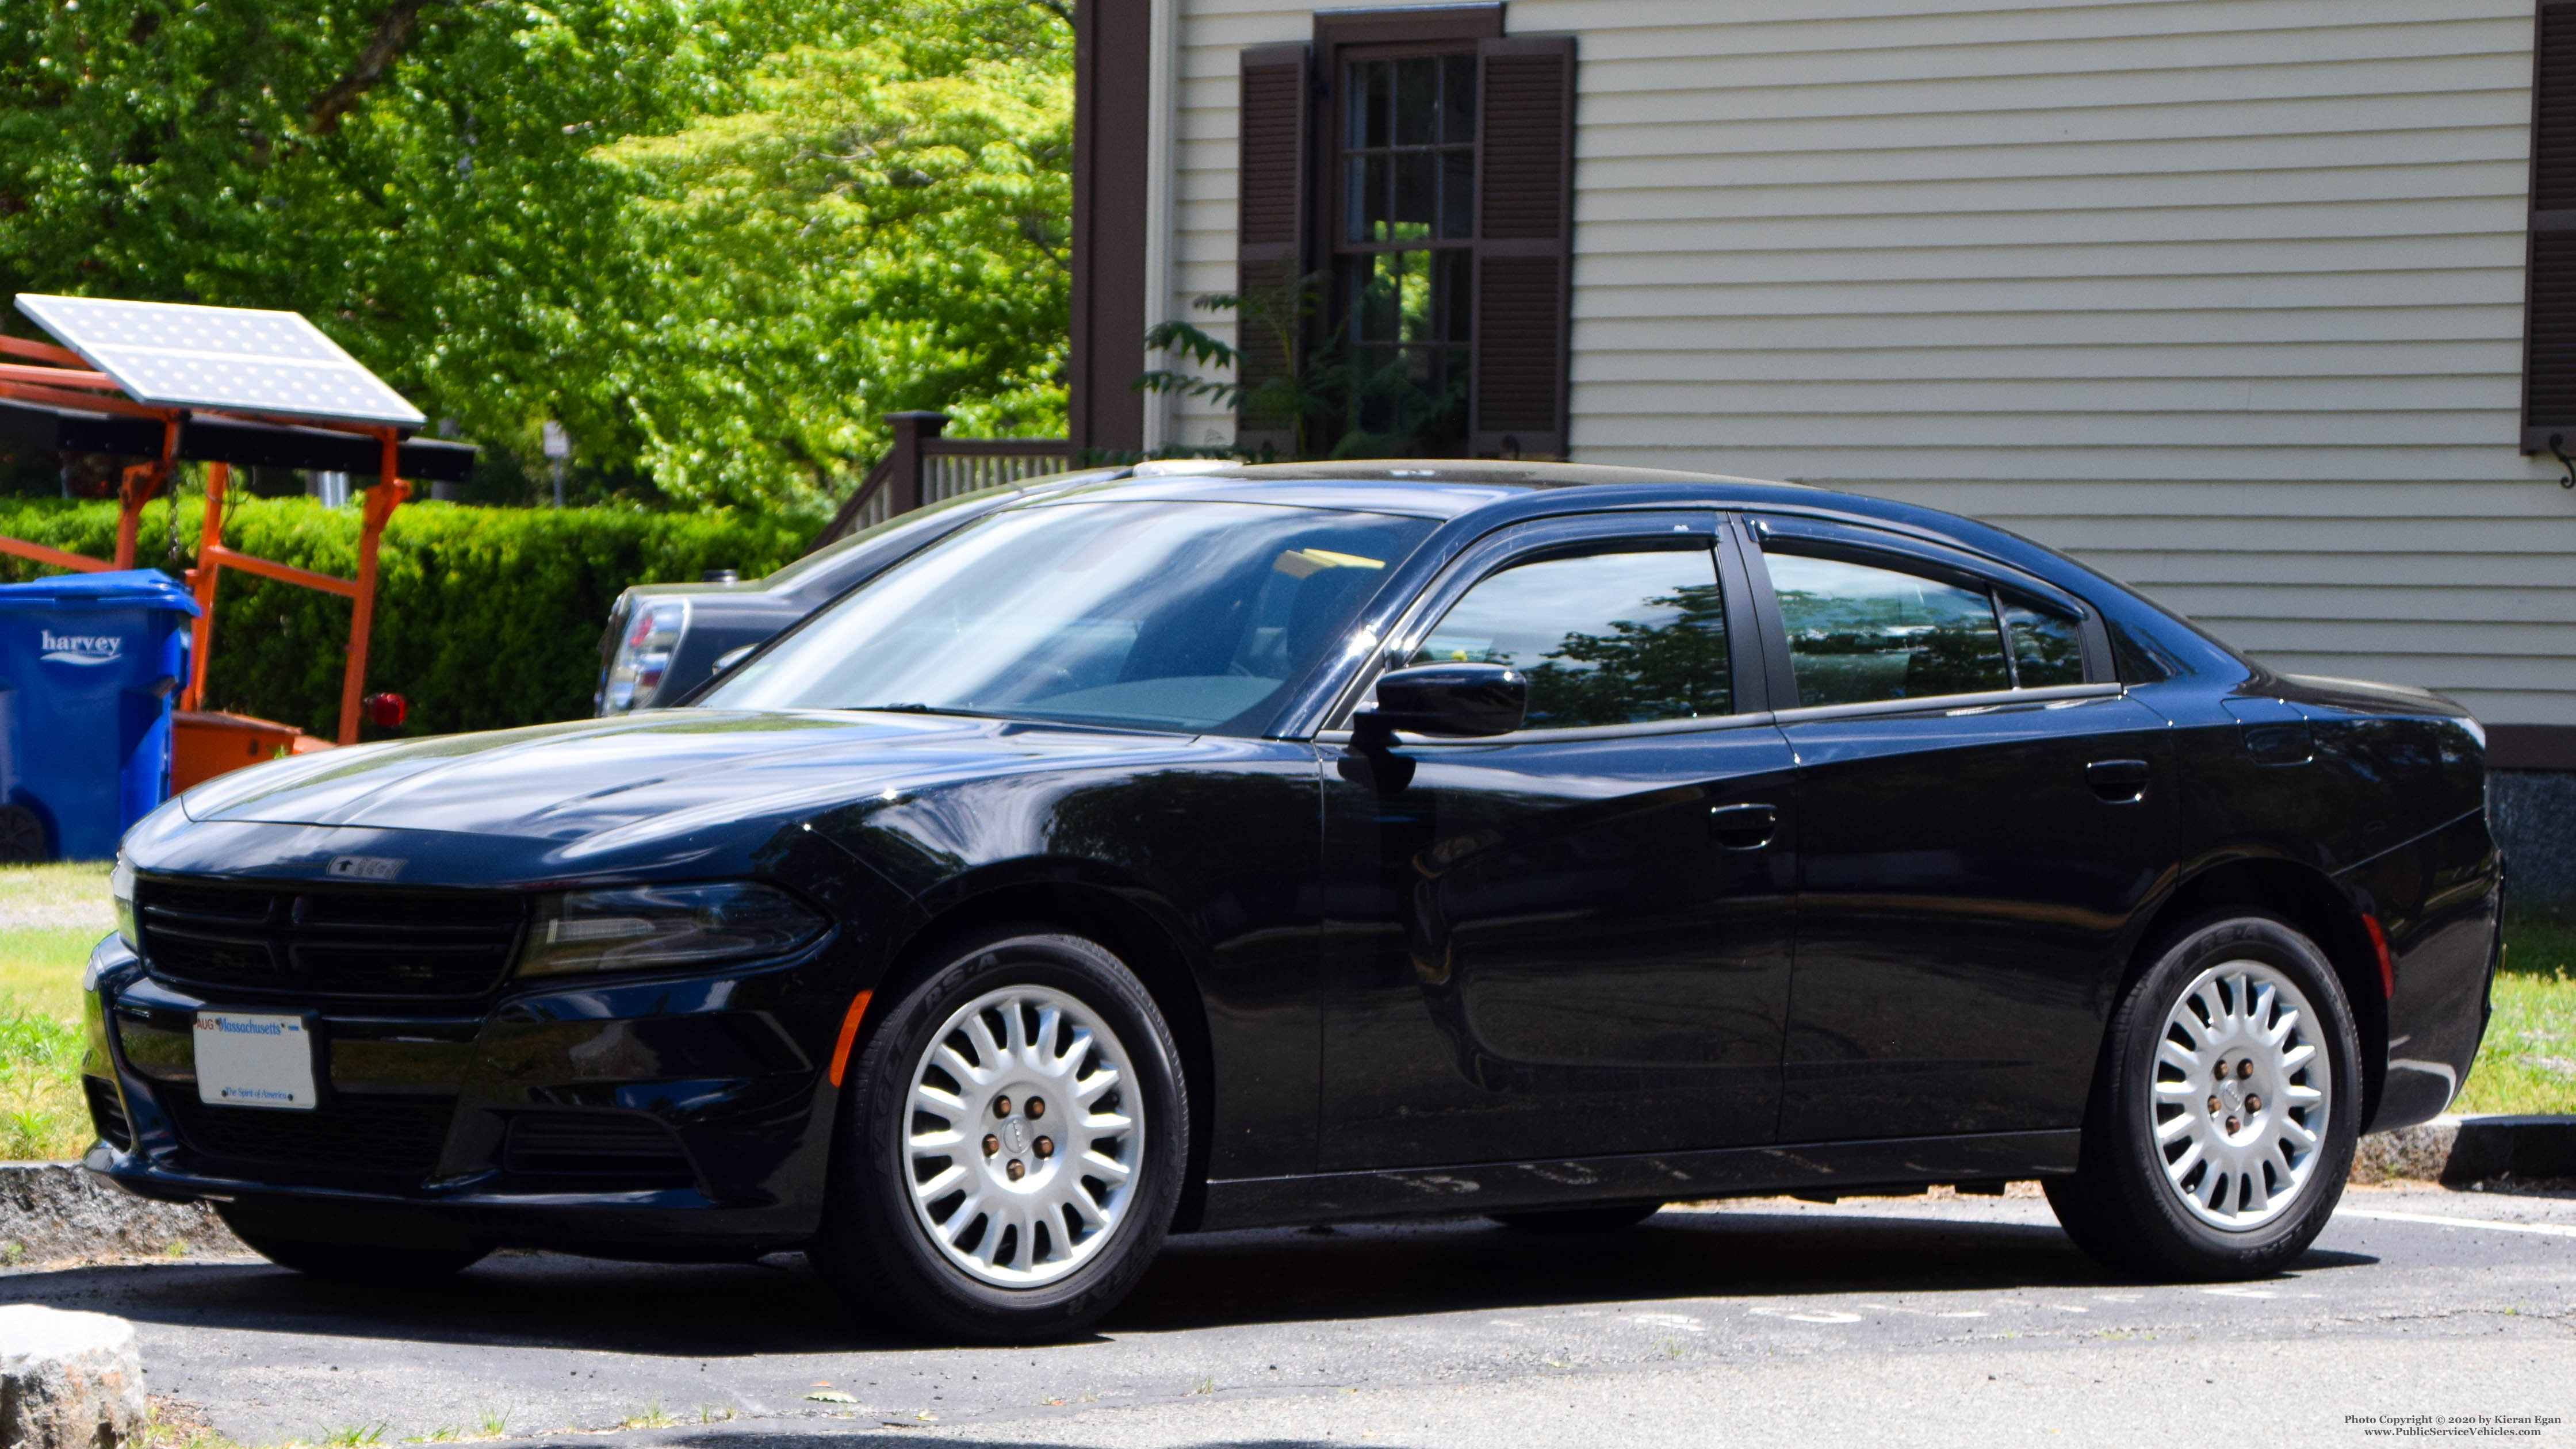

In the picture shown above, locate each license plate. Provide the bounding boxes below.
[194,1012,318,1110]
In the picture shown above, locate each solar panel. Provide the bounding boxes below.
[14,294,426,429]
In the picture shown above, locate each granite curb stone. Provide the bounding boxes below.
[0,1304,146,1449]
[0,1164,239,1267]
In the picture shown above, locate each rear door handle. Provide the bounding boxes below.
[1708,802,1778,849]
[2086,758,2149,804]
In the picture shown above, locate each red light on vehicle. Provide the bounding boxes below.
[363,692,408,728]
[2361,913,2394,998]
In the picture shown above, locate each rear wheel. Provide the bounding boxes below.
[2046,911,2359,1280]
[1488,1202,1662,1233]
[812,927,1188,1344]
[216,1205,487,1282]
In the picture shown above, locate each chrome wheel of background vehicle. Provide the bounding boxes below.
[2149,959,2332,1232]
[904,984,1143,1289]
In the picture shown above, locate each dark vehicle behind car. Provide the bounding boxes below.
[87,463,2498,1343]
[595,470,1127,714]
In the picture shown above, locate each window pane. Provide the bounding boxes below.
[1394,58,1437,144]
[1407,547,1730,729]
[1350,254,1398,341]
[1393,151,1436,239]
[1347,154,1389,242]
[1394,251,1434,342]
[1766,553,2009,707]
[1441,54,1476,143]
[1440,148,1475,239]
[1438,250,1471,342]
[707,502,1438,735]
[1357,60,1391,148]
[2005,601,2085,687]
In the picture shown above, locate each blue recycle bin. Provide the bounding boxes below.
[0,569,200,861]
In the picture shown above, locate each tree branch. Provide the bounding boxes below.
[1026,0,1073,28]
[307,0,428,136]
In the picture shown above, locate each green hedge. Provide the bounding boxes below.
[0,497,812,737]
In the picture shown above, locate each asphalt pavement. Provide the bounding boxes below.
[9,1184,2571,1448]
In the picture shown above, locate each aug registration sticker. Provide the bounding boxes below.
[194,1013,319,1110]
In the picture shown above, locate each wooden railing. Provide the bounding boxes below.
[810,412,1074,550]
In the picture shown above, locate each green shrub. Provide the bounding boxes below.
[0,496,812,737]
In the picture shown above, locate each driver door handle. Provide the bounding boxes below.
[1708,802,1778,850]
[2086,758,2149,804]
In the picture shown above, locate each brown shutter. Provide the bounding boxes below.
[2527,4,2576,451]
[1236,44,1310,458]
[1472,34,1575,460]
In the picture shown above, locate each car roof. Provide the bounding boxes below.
[1038,460,1816,520]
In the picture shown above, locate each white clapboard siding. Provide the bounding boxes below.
[1163,0,2573,725]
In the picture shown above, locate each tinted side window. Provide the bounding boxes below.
[1408,546,1729,729]
[2004,600,2085,687]
[1766,552,2009,706]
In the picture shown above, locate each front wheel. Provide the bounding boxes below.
[813,927,1188,1343]
[2046,911,2360,1281]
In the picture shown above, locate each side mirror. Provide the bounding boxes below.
[1360,662,1528,739]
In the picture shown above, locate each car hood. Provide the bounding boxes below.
[178,710,1215,849]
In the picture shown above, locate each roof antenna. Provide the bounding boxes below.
[2554,434,2576,490]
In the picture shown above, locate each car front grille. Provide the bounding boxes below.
[136,880,527,1001]
[165,1092,458,1180]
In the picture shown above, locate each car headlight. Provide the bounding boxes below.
[600,598,690,714]
[110,855,137,949]
[515,881,826,978]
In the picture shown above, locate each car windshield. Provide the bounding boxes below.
[701,500,1440,733]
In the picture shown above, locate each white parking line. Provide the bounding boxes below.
[2336,1208,2576,1239]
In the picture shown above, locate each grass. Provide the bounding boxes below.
[0,862,110,1160]
[615,1404,676,1431]
[0,862,2563,1170]
[0,861,112,1022]
[2457,907,2576,1115]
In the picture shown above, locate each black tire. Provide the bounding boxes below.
[2046,911,2360,1281]
[1488,1202,1663,1233]
[812,926,1188,1344]
[216,1204,488,1282]
[0,804,48,864]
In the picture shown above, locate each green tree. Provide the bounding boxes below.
[592,29,1072,509]
[0,0,1071,511]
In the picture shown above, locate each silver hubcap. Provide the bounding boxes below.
[903,984,1140,1288]
[2149,959,2332,1232]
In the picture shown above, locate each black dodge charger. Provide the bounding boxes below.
[81,463,2500,1341]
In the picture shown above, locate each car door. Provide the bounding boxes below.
[1315,511,1798,1170]
[1743,515,2180,1144]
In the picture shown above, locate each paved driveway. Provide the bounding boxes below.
[10,1185,2572,1447]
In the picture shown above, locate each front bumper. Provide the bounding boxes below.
[80,933,856,1258]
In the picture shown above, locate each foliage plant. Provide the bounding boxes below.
[1138,270,1472,462]
[0,494,809,736]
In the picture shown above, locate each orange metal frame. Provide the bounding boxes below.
[0,335,408,745]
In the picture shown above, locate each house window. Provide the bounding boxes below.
[1338,54,1476,451]
[1233,13,1574,461]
